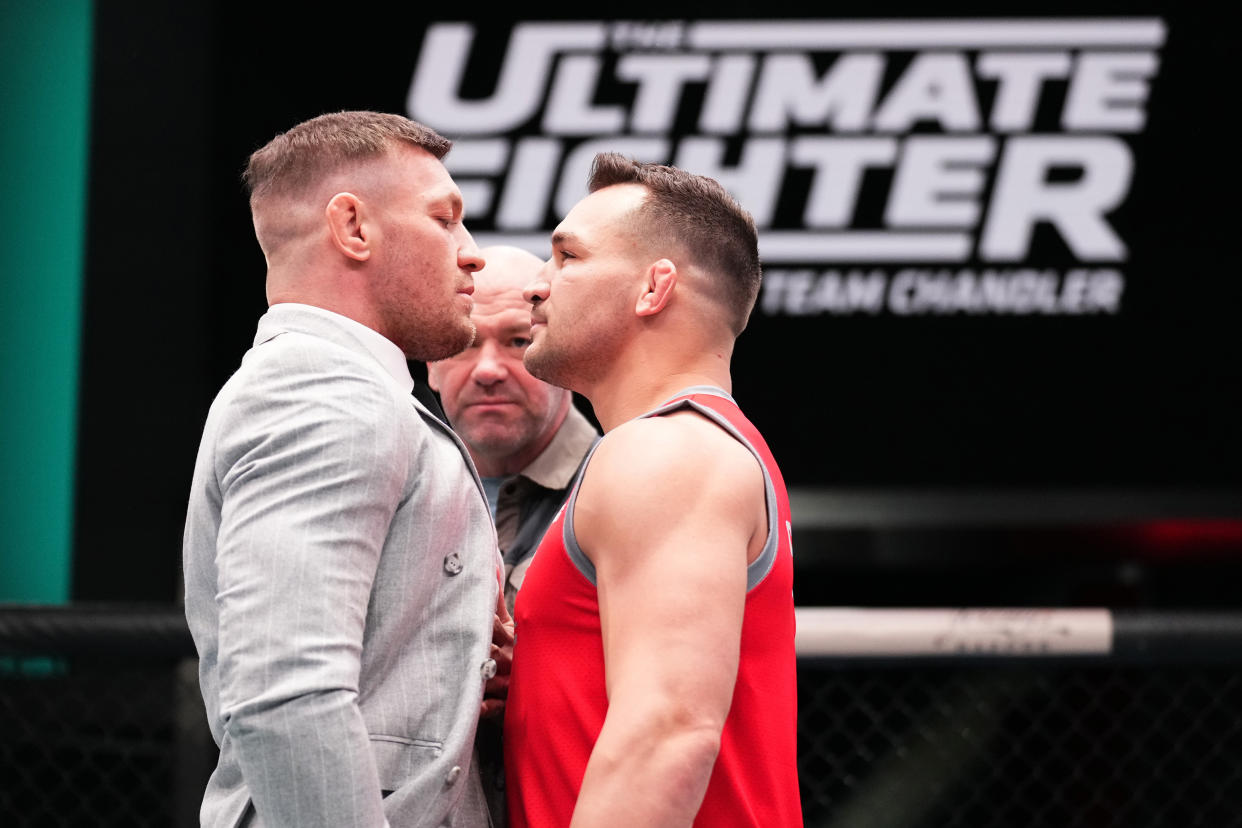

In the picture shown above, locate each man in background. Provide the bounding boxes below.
[429,244,599,826]
[183,110,501,828]
[504,154,803,826]
[428,245,599,613]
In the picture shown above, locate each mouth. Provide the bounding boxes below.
[464,399,519,414]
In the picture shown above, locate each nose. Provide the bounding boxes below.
[524,262,551,306]
[457,226,485,273]
[471,339,507,386]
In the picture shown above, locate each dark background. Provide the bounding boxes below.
[73,3,1241,605]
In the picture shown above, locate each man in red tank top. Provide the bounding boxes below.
[504,153,803,827]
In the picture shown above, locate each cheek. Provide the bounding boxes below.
[518,377,555,413]
[402,225,451,271]
[434,364,469,399]
[426,361,443,389]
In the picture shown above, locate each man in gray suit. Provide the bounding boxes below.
[183,111,506,827]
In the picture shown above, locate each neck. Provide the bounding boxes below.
[584,351,732,432]
[265,243,379,329]
[267,275,382,336]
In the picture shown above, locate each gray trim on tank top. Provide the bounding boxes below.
[563,386,781,593]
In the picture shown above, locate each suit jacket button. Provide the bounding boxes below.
[443,553,463,575]
[445,765,462,786]
[480,658,497,680]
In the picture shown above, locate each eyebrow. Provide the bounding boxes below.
[550,230,580,248]
[432,190,464,219]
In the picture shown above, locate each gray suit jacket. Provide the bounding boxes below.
[183,305,499,828]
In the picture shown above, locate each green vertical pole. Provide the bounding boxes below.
[0,1,93,603]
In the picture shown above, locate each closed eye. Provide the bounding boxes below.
[431,192,464,228]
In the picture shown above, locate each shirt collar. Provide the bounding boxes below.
[520,404,600,490]
[268,303,415,395]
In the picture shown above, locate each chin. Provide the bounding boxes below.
[405,323,475,362]
[472,434,525,457]
[524,348,563,387]
[445,318,477,352]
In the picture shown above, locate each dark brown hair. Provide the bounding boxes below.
[243,110,451,204]
[588,152,762,336]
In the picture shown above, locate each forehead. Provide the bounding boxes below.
[471,285,532,322]
[363,144,460,204]
[472,251,543,318]
[556,184,648,247]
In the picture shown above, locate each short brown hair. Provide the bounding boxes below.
[588,152,762,336]
[243,110,451,204]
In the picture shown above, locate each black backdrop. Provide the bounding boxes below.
[74,2,1241,601]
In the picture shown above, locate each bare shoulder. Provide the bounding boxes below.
[577,410,764,526]
[594,409,757,470]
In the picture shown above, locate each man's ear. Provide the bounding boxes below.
[425,361,442,391]
[325,192,371,262]
[636,258,677,317]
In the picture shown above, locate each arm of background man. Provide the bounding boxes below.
[214,358,406,827]
[569,413,766,827]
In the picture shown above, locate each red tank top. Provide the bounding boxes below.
[504,389,803,827]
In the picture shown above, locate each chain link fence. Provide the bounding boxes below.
[3,605,1240,826]
[797,662,1242,827]
[0,655,211,827]
[0,606,213,827]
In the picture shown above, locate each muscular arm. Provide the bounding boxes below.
[213,357,406,827]
[569,412,767,827]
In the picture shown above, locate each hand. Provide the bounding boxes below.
[481,587,515,719]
